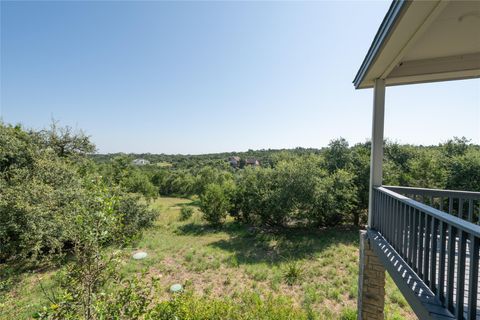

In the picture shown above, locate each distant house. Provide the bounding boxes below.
[228,156,241,168]
[132,158,150,166]
[245,158,260,167]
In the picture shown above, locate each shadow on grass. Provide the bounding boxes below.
[177,221,359,265]
[175,220,245,236]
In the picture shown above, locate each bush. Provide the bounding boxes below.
[233,156,358,228]
[180,206,194,221]
[0,124,85,263]
[199,184,230,225]
[121,170,157,199]
[149,291,308,320]
[38,278,309,320]
[0,123,157,265]
[309,169,357,227]
[114,193,158,239]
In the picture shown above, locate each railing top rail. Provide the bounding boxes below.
[383,185,480,199]
[376,186,480,237]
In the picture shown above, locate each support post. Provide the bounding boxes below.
[358,230,386,320]
[368,78,385,227]
[359,79,386,319]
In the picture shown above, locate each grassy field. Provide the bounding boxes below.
[0,197,415,319]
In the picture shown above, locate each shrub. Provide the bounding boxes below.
[180,206,194,221]
[121,170,157,199]
[233,156,358,228]
[0,123,157,265]
[199,184,230,225]
[0,124,85,263]
[149,291,308,320]
[310,169,357,227]
[114,193,158,239]
[38,281,308,320]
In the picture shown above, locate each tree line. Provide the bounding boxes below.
[94,137,480,228]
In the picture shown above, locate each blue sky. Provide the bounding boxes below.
[1,1,479,154]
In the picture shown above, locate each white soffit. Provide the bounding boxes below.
[355,0,480,89]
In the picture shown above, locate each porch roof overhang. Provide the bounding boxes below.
[353,0,480,89]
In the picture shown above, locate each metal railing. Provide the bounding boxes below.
[373,186,480,319]
[384,186,480,224]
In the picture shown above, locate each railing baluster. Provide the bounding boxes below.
[459,198,464,219]
[382,191,386,235]
[455,230,467,318]
[390,197,395,242]
[377,190,380,228]
[429,217,439,293]
[403,202,408,257]
[446,225,456,313]
[439,221,446,303]
[391,198,396,247]
[395,200,400,251]
[468,199,473,223]
[384,193,388,238]
[423,213,431,284]
[478,200,480,225]
[383,191,387,235]
[412,208,418,272]
[389,196,393,241]
[418,211,425,279]
[376,189,380,227]
[440,196,444,212]
[449,197,453,215]
[408,205,413,266]
[467,235,479,320]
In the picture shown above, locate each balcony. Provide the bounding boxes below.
[354,0,480,318]
[370,186,480,319]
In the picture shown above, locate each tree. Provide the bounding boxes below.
[310,170,357,227]
[324,138,351,172]
[441,137,470,157]
[36,121,96,157]
[121,170,157,199]
[350,143,370,226]
[199,184,230,225]
[446,149,480,191]
[0,123,157,265]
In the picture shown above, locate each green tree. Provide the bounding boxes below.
[441,136,470,157]
[199,183,231,225]
[324,138,351,172]
[446,149,480,191]
[36,121,96,157]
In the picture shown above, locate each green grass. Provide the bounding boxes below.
[0,196,415,319]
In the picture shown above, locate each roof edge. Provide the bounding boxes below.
[353,0,410,89]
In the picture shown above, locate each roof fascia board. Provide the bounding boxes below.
[353,0,410,89]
